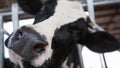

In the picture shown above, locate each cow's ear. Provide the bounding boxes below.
[17,0,48,15]
[82,31,120,53]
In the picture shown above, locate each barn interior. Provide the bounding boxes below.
[0,0,120,68]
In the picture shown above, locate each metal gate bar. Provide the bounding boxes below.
[77,45,84,68]
[0,15,4,68]
[86,0,108,67]
[99,54,108,68]
[11,3,19,30]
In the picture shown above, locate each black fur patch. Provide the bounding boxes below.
[33,0,57,24]
[50,18,88,67]
[18,0,42,15]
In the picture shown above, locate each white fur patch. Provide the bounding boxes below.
[9,49,23,66]
[24,0,87,67]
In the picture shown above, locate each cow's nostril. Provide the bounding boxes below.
[33,41,48,53]
[34,44,46,53]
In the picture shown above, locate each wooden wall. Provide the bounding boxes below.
[94,3,120,40]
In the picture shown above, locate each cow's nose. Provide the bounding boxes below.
[5,26,48,59]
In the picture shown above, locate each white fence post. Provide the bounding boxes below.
[11,2,19,30]
[77,45,84,68]
[0,15,4,68]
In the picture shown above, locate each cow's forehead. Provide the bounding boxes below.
[34,0,87,28]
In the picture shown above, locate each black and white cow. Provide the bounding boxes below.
[4,0,120,68]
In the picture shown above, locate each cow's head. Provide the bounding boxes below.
[5,0,120,67]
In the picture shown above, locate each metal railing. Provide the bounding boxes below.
[0,15,4,68]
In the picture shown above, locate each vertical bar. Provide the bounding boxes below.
[87,0,104,31]
[0,15,4,68]
[86,0,107,67]
[77,44,84,68]
[99,54,108,68]
[11,3,19,30]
